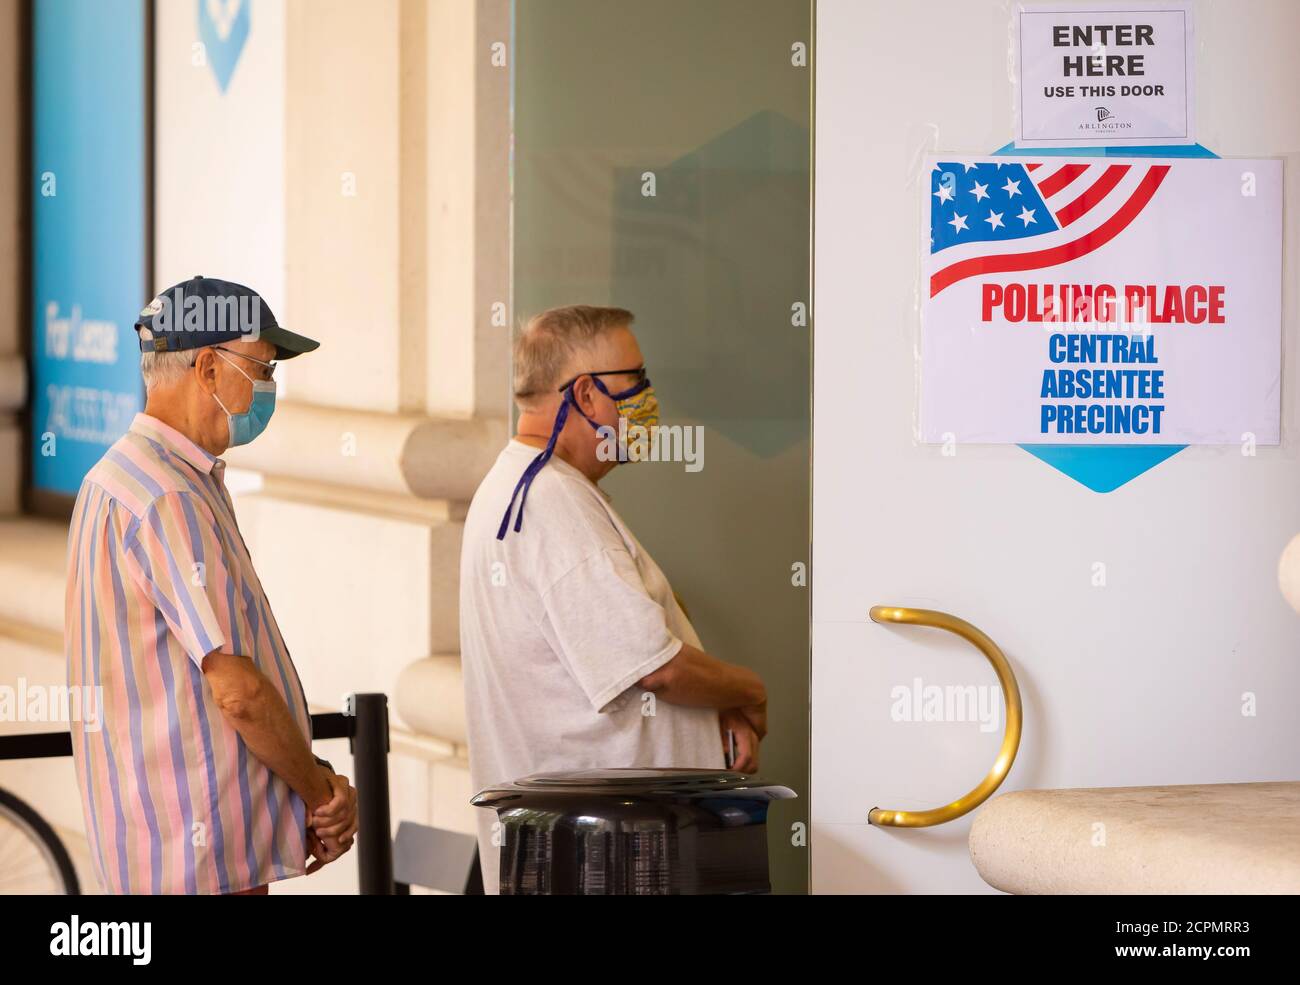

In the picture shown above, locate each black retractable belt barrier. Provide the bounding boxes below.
[0,692,395,894]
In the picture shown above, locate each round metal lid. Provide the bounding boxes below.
[517,767,739,787]
[472,767,796,804]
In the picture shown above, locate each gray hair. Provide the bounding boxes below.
[513,305,634,407]
[138,329,196,390]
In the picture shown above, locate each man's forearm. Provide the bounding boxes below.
[205,654,331,810]
[637,643,765,710]
[226,694,330,809]
[231,699,330,809]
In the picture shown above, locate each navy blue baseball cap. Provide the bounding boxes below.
[134,275,319,360]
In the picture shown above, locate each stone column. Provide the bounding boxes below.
[218,0,511,891]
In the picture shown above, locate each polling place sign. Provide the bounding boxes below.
[1014,2,1194,147]
[920,156,1281,445]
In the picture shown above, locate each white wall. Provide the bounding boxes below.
[154,0,287,363]
[813,0,1300,893]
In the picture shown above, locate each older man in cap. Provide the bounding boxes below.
[65,276,357,894]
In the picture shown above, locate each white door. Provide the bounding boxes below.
[812,0,1300,893]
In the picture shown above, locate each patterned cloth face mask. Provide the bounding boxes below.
[497,368,656,540]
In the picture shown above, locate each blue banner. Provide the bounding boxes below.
[32,0,147,497]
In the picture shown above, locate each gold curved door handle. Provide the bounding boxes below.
[867,606,1022,827]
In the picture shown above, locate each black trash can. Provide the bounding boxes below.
[471,767,796,895]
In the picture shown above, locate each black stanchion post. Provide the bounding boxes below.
[348,692,394,895]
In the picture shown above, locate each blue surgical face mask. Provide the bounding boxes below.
[497,371,652,540]
[211,348,277,447]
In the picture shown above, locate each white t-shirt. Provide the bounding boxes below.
[459,440,724,893]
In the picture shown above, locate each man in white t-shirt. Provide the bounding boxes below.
[459,304,768,894]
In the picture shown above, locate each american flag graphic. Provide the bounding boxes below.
[929,159,1171,298]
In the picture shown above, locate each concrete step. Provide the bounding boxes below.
[970,780,1300,893]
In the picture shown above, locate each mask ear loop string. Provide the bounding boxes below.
[496,374,652,540]
[210,347,256,418]
[497,394,573,540]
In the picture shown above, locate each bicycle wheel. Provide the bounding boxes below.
[0,788,81,894]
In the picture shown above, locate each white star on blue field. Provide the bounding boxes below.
[931,161,1057,253]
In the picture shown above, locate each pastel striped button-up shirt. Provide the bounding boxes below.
[65,413,312,894]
